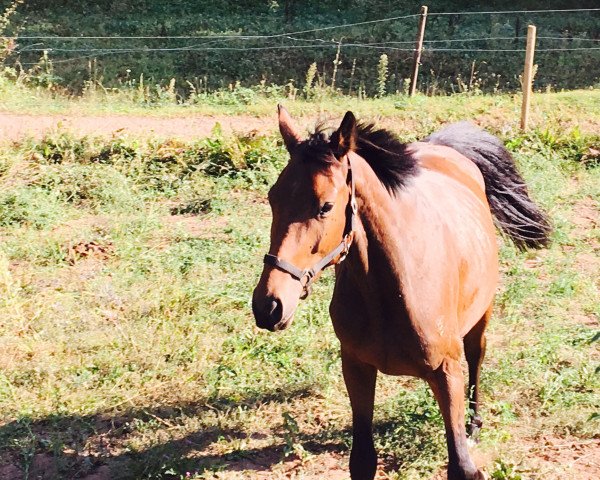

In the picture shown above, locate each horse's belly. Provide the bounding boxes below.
[449,192,499,333]
[336,329,431,377]
[404,175,499,335]
[330,293,444,377]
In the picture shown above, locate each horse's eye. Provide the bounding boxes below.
[319,202,334,217]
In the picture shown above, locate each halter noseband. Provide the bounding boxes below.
[263,157,357,300]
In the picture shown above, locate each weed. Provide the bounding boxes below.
[33,164,138,212]
[377,54,389,98]
[304,62,317,98]
[490,459,524,480]
[282,411,307,459]
[170,199,212,216]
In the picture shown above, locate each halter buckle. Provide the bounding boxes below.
[337,234,353,264]
[299,269,315,287]
[299,270,314,299]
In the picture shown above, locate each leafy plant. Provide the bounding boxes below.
[0,0,23,65]
[490,459,524,480]
[282,411,307,459]
[377,53,388,98]
[304,62,317,98]
[0,187,65,228]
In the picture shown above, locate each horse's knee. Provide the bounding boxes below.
[349,440,377,480]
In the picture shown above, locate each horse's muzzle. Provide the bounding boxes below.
[252,294,290,331]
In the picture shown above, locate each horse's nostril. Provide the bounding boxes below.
[269,300,278,316]
[252,294,284,330]
[268,298,283,323]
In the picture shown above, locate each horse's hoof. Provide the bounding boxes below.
[474,469,487,480]
[448,465,486,480]
[349,445,377,480]
[466,415,483,442]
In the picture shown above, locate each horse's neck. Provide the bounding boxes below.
[345,152,408,283]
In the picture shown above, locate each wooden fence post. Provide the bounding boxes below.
[409,6,428,97]
[521,25,536,131]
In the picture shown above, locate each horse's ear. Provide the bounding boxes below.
[330,111,357,159]
[278,104,301,151]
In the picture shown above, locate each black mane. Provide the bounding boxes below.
[296,119,551,250]
[300,122,418,193]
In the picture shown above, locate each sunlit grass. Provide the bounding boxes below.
[0,117,598,478]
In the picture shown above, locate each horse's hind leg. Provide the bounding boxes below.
[463,307,491,439]
[428,357,484,480]
[342,348,378,480]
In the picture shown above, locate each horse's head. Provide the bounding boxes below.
[252,106,358,331]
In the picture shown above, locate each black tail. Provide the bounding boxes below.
[424,122,551,250]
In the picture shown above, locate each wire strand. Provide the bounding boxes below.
[537,36,600,42]
[430,8,600,16]
[428,47,600,52]
[14,36,600,50]
[8,8,600,41]
[11,13,419,41]
[16,44,415,54]
[14,44,600,56]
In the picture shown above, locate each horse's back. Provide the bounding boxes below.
[409,142,486,194]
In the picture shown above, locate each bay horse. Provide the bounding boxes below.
[252,106,551,480]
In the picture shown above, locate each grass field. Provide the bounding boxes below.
[0,92,599,479]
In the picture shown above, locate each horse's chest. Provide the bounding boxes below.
[329,288,430,376]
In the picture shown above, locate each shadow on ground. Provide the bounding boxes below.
[0,383,446,479]
[0,385,350,479]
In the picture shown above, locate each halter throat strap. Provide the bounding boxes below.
[263,157,357,299]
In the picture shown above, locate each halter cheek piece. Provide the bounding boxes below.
[263,157,357,299]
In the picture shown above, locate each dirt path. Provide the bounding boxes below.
[0,112,280,141]
[0,112,419,142]
[3,110,597,144]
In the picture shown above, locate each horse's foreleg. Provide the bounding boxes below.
[463,307,490,439]
[428,357,484,480]
[342,348,378,480]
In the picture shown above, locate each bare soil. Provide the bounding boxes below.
[0,112,279,142]
[0,112,423,142]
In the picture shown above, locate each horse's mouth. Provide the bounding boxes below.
[255,314,294,332]
[274,317,293,331]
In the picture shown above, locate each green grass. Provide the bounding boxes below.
[2,76,600,144]
[0,116,598,479]
[0,76,598,122]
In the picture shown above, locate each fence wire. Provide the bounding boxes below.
[8,7,600,81]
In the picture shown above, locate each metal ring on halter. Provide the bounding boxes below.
[345,233,354,258]
[300,270,315,288]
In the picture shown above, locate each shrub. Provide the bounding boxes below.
[32,164,139,211]
[0,187,65,229]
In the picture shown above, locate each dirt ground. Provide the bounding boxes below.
[2,110,598,144]
[1,435,598,479]
[0,112,283,141]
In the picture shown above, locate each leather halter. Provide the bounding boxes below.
[263,157,357,299]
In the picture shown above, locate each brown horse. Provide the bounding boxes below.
[252,106,551,480]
